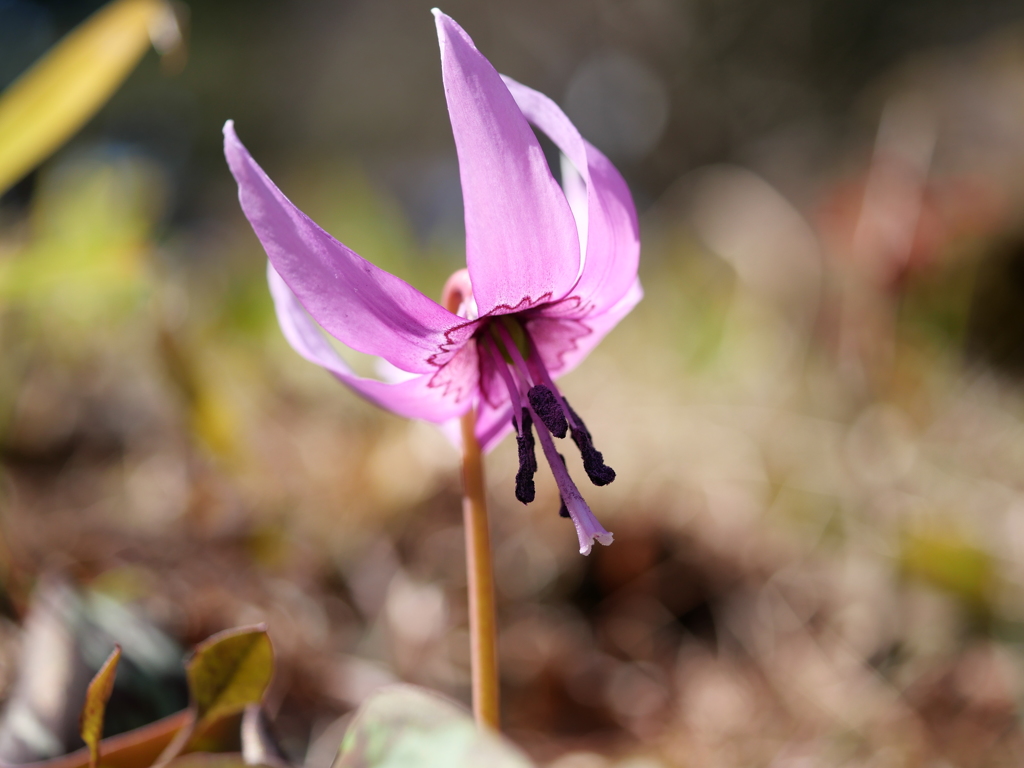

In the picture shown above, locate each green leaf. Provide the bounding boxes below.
[336,685,535,768]
[79,645,122,768]
[187,625,274,728]
[0,154,162,326]
[0,0,181,196]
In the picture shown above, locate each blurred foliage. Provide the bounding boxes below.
[187,627,273,728]
[901,522,996,621]
[0,153,160,328]
[337,685,533,768]
[15,620,531,768]
[0,0,181,196]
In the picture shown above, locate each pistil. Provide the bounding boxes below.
[529,399,613,555]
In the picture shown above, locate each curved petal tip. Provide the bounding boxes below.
[432,7,471,52]
[433,10,581,316]
[222,120,241,161]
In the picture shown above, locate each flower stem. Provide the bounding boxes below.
[460,409,500,730]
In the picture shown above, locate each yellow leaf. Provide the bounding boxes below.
[151,628,274,768]
[187,626,274,727]
[0,0,180,196]
[79,645,122,768]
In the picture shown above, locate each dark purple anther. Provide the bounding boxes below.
[513,408,537,503]
[564,399,616,486]
[528,385,568,438]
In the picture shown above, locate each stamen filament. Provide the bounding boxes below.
[483,336,526,434]
[493,322,536,392]
[523,331,579,431]
[483,340,537,504]
[563,398,616,487]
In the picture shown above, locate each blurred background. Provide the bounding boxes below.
[4,0,1024,765]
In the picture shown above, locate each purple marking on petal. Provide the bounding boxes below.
[425,336,481,405]
[225,121,473,375]
[476,348,506,409]
[502,77,641,317]
[528,277,644,380]
[268,263,472,422]
[433,12,581,317]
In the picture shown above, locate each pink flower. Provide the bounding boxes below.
[224,10,641,555]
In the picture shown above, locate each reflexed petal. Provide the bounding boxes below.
[560,155,588,262]
[268,264,474,422]
[434,11,580,316]
[502,77,640,315]
[476,397,515,454]
[437,396,514,454]
[528,277,643,379]
[225,121,470,375]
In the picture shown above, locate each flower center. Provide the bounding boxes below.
[444,269,615,555]
[479,316,615,555]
